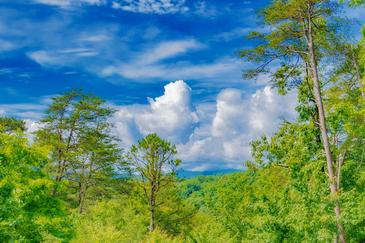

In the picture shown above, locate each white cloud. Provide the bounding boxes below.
[33,0,105,7]
[103,57,242,81]
[112,0,188,14]
[0,39,17,52]
[215,26,271,42]
[194,1,217,17]
[1,81,297,170]
[114,80,199,146]
[78,34,110,42]
[24,119,43,141]
[143,39,203,64]
[178,86,297,170]
[113,80,297,171]
[33,0,71,7]
[0,103,47,120]
[28,38,234,83]
[101,39,245,83]
[27,51,58,66]
[27,48,99,66]
[102,39,203,75]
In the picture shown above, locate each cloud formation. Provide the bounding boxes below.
[114,80,297,171]
[32,0,105,7]
[114,80,199,145]
[112,0,188,14]
[0,80,297,171]
[0,103,48,120]
[101,39,244,83]
[27,48,99,67]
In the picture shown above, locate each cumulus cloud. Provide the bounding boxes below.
[114,80,297,171]
[114,80,199,146]
[178,86,297,170]
[1,80,297,170]
[112,0,188,14]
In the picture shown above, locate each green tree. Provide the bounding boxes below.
[128,134,181,232]
[0,120,73,242]
[69,117,123,213]
[36,90,123,212]
[0,117,26,133]
[240,1,348,241]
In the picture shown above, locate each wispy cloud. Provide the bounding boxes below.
[101,39,246,83]
[193,1,218,17]
[27,48,99,66]
[0,103,47,120]
[0,39,17,52]
[32,0,105,8]
[142,39,203,64]
[112,0,188,14]
[214,26,271,42]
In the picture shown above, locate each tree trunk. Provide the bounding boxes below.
[149,185,156,232]
[78,182,86,213]
[306,6,346,242]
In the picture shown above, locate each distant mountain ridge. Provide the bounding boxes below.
[177,169,242,178]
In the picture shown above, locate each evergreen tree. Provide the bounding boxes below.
[128,134,181,232]
[36,90,123,211]
[241,1,350,240]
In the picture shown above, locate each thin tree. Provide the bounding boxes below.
[240,1,347,241]
[128,134,180,232]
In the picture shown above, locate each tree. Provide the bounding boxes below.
[240,1,348,241]
[36,90,122,212]
[36,90,81,194]
[0,117,25,133]
[69,116,123,213]
[128,134,181,232]
[0,119,73,241]
[342,0,365,6]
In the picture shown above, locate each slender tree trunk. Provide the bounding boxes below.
[306,6,346,242]
[78,181,86,213]
[52,159,68,195]
[149,184,156,232]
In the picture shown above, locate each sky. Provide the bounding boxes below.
[0,0,364,171]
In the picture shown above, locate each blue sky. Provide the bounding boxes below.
[0,0,268,105]
[0,0,364,171]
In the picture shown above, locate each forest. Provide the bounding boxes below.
[1,0,365,242]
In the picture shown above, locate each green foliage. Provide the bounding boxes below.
[128,134,183,232]
[0,129,73,242]
[72,197,148,243]
[340,0,365,6]
[0,117,26,133]
[35,90,123,212]
[2,0,365,240]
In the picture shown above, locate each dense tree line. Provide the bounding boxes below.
[0,0,364,242]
